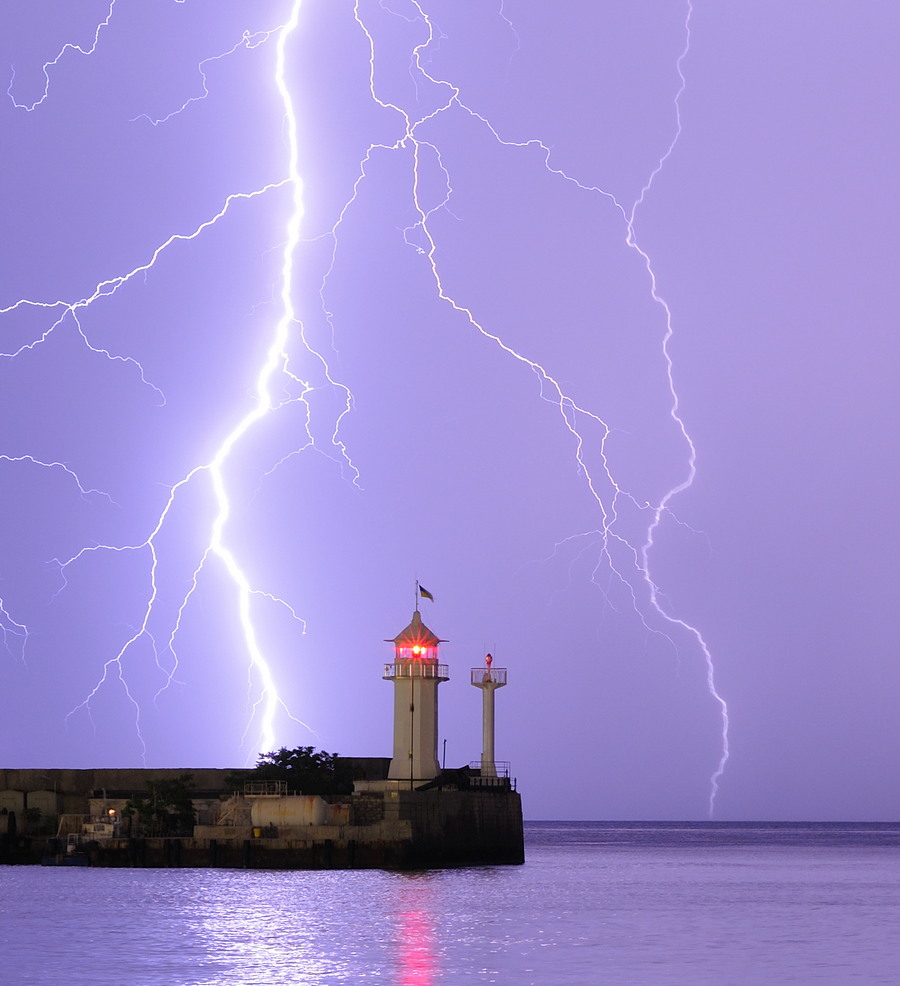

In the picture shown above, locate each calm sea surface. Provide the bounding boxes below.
[2,822,899,985]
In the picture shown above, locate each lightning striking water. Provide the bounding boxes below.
[3,1,727,811]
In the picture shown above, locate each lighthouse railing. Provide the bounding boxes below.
[468,761,514,789]
[469,760,510,777]
[470,667,507,686]
[383,662,449,680]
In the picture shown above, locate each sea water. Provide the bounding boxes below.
[1,822,898,985]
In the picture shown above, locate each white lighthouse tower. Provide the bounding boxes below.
[383,609,449,784]
[471,654,507,778]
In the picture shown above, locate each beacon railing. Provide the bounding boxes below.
[470,667,507,685]
[384,662,449,679]
[468,761,515,789]
[469,760,510,777]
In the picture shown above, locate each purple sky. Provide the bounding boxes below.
[1,1,897,821]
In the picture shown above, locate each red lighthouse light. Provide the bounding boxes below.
[387,610,445,666]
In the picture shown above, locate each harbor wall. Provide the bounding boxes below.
[0,767,235,816]
[0,766,523,869]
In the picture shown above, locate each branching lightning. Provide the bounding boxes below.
[2,1,337,761]
[3,0,728,810]
[340,0,728,812]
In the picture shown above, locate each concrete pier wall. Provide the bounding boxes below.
[1,768,234,814]
[0,767,524,869]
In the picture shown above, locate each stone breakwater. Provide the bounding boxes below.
[1,765,524,869]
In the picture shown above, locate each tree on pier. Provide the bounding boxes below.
[226,747,353,795]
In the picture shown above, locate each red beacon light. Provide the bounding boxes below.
[407,642,435,661]
[387,610,445,665]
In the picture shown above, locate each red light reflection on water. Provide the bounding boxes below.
[398,909,436,986]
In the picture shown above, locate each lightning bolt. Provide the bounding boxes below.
[339,0,728,812]
[3,1,727,810]
[627,4,730,810]
[2,2,341,761]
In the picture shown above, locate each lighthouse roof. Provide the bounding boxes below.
[386,609,446,647]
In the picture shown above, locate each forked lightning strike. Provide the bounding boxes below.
[3,1,728,810]
[343,0,728,812]
[3,2,333,759]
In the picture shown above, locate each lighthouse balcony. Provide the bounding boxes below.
[470,667,507,686]
[383,661,449,680]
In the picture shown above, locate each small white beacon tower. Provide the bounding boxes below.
[383,609,449,784]
[471,653,507,778]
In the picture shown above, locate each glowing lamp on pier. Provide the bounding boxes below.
[384,609,449,783]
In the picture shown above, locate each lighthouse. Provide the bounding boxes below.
[383,609,449,783]
[471,653,507,778]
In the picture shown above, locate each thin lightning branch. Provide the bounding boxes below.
[0,598,30,663]
[497,2,521,58]
[6,0,117,111]
[342,0,728,812]
[130,26,282,127]
[0,456,111,665]
[1,183,287,319]
[0,455,115,504]
[59,466,206,757]
[1,182,290,410]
